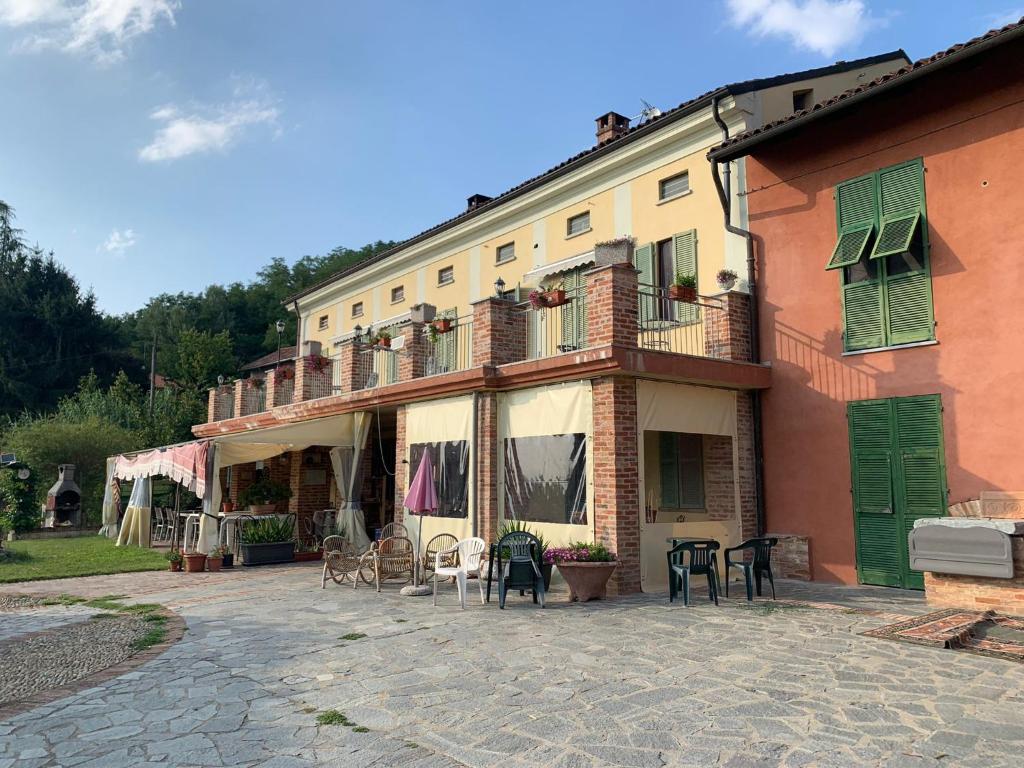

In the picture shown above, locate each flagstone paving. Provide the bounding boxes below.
[1,564,1023,767]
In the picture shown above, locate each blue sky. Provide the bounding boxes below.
[1,0,1020,314]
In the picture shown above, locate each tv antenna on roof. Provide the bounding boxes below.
[633,99,662,124]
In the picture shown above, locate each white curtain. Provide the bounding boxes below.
[116,477,151,548]
[99,456,119,539]
[329,411,372,551]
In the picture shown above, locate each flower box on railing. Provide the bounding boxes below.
[668,285,698,303]
[432,318,453,334]
[528,289,571,310]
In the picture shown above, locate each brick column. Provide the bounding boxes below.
[288,448,331,541]
[736,392,758,542]
[207,386,233,422]
[704,291,752,362]
[397,322,426,381]
[294,355,332,401]
[335,341,363,394]
[471,297,526,367]
[591,376,641,595]
[476,392,500,544]
[271,366,295,406]
[585,263,639,348]
[394,405,407,527]
[232,380,245,417]
[265,370,278,410]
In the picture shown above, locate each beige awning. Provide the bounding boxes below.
[521,251,595,287]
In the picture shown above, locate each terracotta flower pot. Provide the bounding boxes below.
[542,289,568,307]
[169,560,182,572]
[377,337,391,348]
[249,503,277,515]
[222,501,235,514]
[669,285,697,302]
[555,561,619,602]
[433,319,452,334]
[207,556,223,572]
[183,553,207,573]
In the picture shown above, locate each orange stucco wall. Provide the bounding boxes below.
[743,45,1024,583]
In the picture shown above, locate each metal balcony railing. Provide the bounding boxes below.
[424,316,473,376]
[520,284,588,360]
[240,379,267,415]
[353,347,398,391]
[214,389,234,420]
[637,285,726,359]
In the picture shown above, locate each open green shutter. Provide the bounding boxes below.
[659,432,680,508]
[672,230,699,324]
[871,160,925,260]
[560,269,580,350]
[436,308,457,371]
[842,281,884,350]
[634,242,656,323]
[577,268,588,348]
[828,175,876,270]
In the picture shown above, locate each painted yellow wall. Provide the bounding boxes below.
[479,223,532,297]
[543,188,615,264]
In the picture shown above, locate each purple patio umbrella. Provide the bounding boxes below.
[402,452,438,594]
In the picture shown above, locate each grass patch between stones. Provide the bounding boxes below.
[316,709,353,726]
[340,632,367,641]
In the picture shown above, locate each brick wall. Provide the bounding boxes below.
[592,376,641,595]
[736,392,758,542]
[288,447,333,542]
[769,534,812,580]
[393,405,406,526]
[586,263,639,349]
[702,435,735,523]
[472,297,526,366]
[228,462,257,507]
[704,290,752,362]
[477,392,500,543]
[397,322,426,381]
[925,539,1024,616]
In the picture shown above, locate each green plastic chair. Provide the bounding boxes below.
[496,531,545,609]
[667,540,720,606]
[724,537,779,601]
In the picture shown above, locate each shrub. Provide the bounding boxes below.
[0,464,38,533]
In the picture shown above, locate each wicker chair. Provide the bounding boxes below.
[379,522,409,541]
[321,535,373,589]
[367,536,415,592]
[422,533,459,581]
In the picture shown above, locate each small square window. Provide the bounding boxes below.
[390,285,404,304]
[351,302,364,318]
[792,88,814,112]
[318,315,329,331]
[438,266,454,285]
[659,172,689,201]
[567,211,590,237]
[496,242,515,264]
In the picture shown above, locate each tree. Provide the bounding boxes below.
[166,329,235,395]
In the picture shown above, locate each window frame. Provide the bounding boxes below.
[390,285,405,304]
[317,315,329,331]
[566,211,591,238]
[658,171,690,202]
[437,266,455,286]
[792,88,814,112]
[658,431,705,510]
[495,241,516,264]
[351,302,364,318]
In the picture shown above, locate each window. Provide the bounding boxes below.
[659,172,690,201]
[566,211,590,237]
[792,88,814,112]
[504,433,587,525]
[496,242,515,264]
[828,158,933,352]
[390,285,404,304]
[635,230,699,324]
[351,302,364,318]
[658,432,704,509]
[318,315,328,331]
[408,441,469,518]
[437,266,454,285]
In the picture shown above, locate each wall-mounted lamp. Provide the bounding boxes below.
[494,276,506,297]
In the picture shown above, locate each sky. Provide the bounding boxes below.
[1,0,1020,315]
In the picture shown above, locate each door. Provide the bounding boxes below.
[848,395,947,589]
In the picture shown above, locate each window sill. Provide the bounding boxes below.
[842,339,937,356]
[495,256,516,266]
[657,189,693,206]
[565,227,592,241]
[389,299,404,306]
[437,280,455,288]
[351,314,364,320]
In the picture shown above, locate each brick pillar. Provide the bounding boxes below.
[592,376,641,595]
[736,392,757,542]
[585,263,639,348]
[335,341,362,394]
[471,297,526,367]
[397,322,426,381]
[704,291,752,362]
[476,392,500,543]
[233,380,245,417]
[294,355,331,401]
[271,366,295,406]
[207,386,233,422]
[288,448,331,541]
[394,405,407,526]
[265,370,277,410]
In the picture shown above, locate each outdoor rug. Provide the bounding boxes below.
[863,608,1024,662]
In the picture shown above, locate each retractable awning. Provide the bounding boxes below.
[213,413,359,466]
[521,250,595,287]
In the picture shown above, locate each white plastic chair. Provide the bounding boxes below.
[182,513,201,553]
[152,508,166,542]
[432,537,486,609]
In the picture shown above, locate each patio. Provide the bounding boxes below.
[2,566,1023,767]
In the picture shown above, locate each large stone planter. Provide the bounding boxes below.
[240,541,295,566]
[556,561,618,601]
[595,238,635,267]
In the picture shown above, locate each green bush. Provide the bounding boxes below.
[0,464,38,533]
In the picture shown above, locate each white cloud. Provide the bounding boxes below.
[0,0,178,63]
[102,228,136,256]
[981,8,1024,28]
[139,83,281,163]
[725,0,881,57]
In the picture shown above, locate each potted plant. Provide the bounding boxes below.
[528,290,547,310]
[245,377,264,390]
[495,520,551,590]
[375,330,392,349]
[183,551,207,573]
[545,542,618,602]
[311,354,331,373]
[275,366,295,382]
[595,236,635,266]
[238,478,292,514]
[207,545,229,572]
[222,500,235,514]
[166,549,183,572]
[541,281,568,308]
[669,273,698,303]
[432,317,453,334]
[716,268,738,291]
[294,540,324,562]
[239,514,297,566]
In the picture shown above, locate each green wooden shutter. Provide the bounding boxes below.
[871,160,925,260]
[828,175,876,270]
[672,230,699,324]
[886,272,933,344]
[634,242,656,323]
[435,308,457,372]
[842,281,884,351]
[848,399,901,587]
[560,269,586,350]
[659,432,680,508]
[577,268,588,349]
[678,434,704,508]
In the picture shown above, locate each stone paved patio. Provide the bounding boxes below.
[2,564,1023,767]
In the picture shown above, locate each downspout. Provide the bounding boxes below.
[292,300,302,354]
[711,95,767,538]
[471,392,479,538]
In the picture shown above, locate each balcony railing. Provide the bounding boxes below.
[274,374,294,406]
[214,388,235,420]
[424,316,473,376]
[353,347,398,391]
[637,285,725,358]
[240,379,267,415]
[521,283,588,360]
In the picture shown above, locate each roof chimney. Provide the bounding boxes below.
[467,194,493,211]
[595,111,630,145]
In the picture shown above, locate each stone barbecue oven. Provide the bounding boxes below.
[43,464,82,528]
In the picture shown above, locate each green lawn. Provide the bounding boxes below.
[0,536,167,583]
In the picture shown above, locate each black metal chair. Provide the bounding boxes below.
[496,531,545,609]
[724,537,779,601]
[667,540,720,606]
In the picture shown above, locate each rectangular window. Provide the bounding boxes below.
[792,88,814,112]
[318,315,328,331]
[830,158,933,352]
[437,266,454,285]
[504,433,587,525]
[659,172,689,201]
[496,242,515,264]
[351,302,364,318]
[566,211,590,237]
[390,285,404,304]
[408,441,470,518]
[657,432,704,509]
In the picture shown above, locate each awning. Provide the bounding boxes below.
[214,413,357,450]
[522,250,595,287]
[113,441,209,496]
